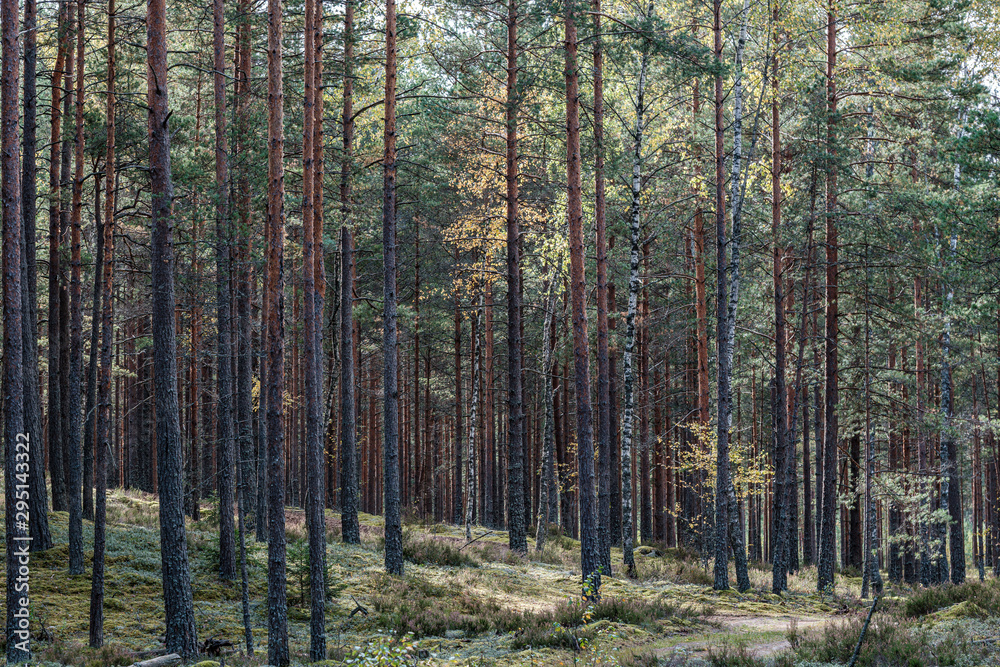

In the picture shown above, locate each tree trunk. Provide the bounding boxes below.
[83,179,104,524]
[506,0,526,554]
[620,43,648,579]
[22,0,51,550]
[565,0,600,588]
[89,14,115,642]
[770,13,789,592]
[714,0,751,593]
[47,1,68,516]
[466,297,482,540]
[339,0,359,544]
[2,0,29,653]
[453,264,463,525]
[592,0,611,576]
[66,0,86,575]
[214,0,236,583]
[302,0,326,653]
[817,1,839,593]
[148,0,198,650]
[535,276,558,551]
[265,0,289,655]
[382,0,403,575]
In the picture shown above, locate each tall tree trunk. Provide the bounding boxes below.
[506,0,526,554]
[47,2,67,515]
[214,0,237,583]
[66,0,86,575]
[148,0,198,650]
[620,42,648,579]
[817,0,839,593]
[770,11,789,592]
[565,0,600,589]
[265,0,289,655]
[592,0,611,576]
[382,0,403,575]
[89,12,115,642]
[22,0,51,550]
[339,0,359,544]
[466,296,482,540]
[2,0,29,653]
[862,242,883,596]
[453,263,463,525]
[535,276,558,550]
[84,183,104,523]
[714,0,751,593]
[302,0,326,653]
[232,0,256,539]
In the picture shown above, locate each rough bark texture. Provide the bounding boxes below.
[339,0,359,540]
[535,278,558,550]
[506,0,526,555]
[770,13,789,593]
[83,184,103,524]
[302,0,326,653]
[21,0,51,551]
[565,0,600,588]
[3,0,29,654]
[66,0,86,576]
[214,0,237,583]
[620,44,648,579]
[592,0,611,576]
[148,0,198,651]
[817,3,839,593]
[382,0,403,575]
[89,11,115,643]
[47,1,68,516]
[467,300,482,540]
[265,0,289,657]
[714,0,751,593]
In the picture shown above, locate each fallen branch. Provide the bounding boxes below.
[459,531,494,551]
[349,595,369,617]
[128,653,182,667]
[847,596,879,667]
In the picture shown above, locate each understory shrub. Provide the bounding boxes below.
[792,612,986,667]
[903,578,1000,618]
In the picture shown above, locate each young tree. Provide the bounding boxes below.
[148,0,198,652]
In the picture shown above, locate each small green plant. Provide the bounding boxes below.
[401,530,479,568]
[286,537,338,607]
[344,634,422,666]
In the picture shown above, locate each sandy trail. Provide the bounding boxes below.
[657,613,830,659]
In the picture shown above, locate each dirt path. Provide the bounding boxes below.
[656,613,831,660]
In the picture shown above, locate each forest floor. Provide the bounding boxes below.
[16,489,1000,667]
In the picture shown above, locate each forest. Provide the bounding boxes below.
[0,0,999,662]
